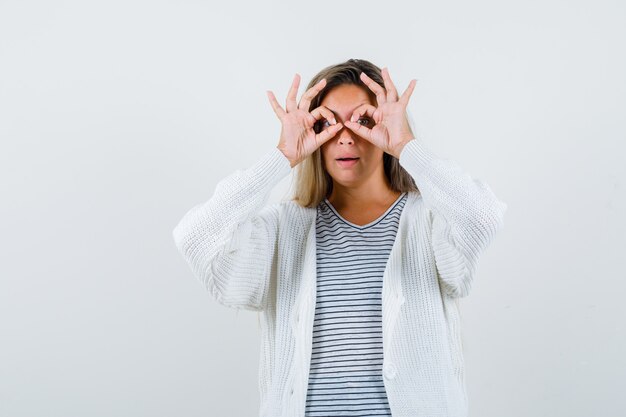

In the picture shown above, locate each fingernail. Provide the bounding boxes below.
[331,118,336,124]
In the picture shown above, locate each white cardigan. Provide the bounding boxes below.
[172,138,508,417]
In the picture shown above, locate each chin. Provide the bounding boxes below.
[331,172,361,185]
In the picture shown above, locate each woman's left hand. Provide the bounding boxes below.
[343,67,417,159]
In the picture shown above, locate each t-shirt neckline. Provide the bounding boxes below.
[324,192,406,230]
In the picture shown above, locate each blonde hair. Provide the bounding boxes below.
[289,58,419,208]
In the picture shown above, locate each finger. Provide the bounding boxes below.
[286,73,300,113]
[344,119,376,145]
[310,105,337,125]
[399,79,417,107]
[266,90,286,119]
[315,122,343,146]
[298,78,327,111]
[359,71,387,106]
[381,67,398,102]
[348,103,378,124]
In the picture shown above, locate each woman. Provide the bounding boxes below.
[173,59,507,417]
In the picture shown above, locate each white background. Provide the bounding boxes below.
[1,0,624,416]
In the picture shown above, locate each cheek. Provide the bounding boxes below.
[363,149,384,165]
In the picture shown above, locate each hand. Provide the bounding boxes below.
[343,67,417,159]
[267,74,344,168]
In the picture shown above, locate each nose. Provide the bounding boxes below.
[336,125,354,145]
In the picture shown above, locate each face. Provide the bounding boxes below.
[318,84,385,189]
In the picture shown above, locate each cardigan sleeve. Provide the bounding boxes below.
[398,138,508,298]
[172,147,292,311]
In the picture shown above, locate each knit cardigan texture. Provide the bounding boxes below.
[172,138,508,417]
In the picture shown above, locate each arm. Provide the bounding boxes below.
[398,138,508,298]
[172,147,292,311]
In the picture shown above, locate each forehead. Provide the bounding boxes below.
[319,84,373,110]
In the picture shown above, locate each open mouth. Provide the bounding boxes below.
[336,158,359,167]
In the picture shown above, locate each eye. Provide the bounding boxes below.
[320,117,372,129]
[320,119,339,130]
[321,117,371,129]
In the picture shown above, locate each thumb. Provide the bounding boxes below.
[344,120,376,145]
[314,122,343,148]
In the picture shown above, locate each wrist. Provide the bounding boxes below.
[276,145,296,168]
[393,137,416,159]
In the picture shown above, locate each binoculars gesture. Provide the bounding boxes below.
[268,74,342,168]
[343,68,417,159]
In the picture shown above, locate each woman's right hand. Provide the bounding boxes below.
[267,74,343,168]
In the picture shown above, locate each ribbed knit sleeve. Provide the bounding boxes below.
[399,138,508,298]
[172,147,292,311]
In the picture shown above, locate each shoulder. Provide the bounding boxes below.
[263,199,317,225]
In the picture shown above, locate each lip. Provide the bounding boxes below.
[336,158,359,168]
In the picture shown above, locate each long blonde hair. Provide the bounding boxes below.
[289,58,419,208]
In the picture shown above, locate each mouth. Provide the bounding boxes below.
[336,157,359,167]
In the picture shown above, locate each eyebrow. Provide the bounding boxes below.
[326,102,371,119]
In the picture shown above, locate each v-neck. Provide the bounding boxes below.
[323,192,407,230]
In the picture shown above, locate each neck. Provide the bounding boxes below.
[327,177,400,210]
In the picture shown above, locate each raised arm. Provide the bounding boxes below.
[173,71,357,310]
[398,138,508,298]
[172,147,292,311]
[334,68,507,298]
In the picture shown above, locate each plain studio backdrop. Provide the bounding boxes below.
[1,0,624,416]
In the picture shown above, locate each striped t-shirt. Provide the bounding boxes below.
[304,191,409,417]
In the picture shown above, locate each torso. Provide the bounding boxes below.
[305,191,408,416]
